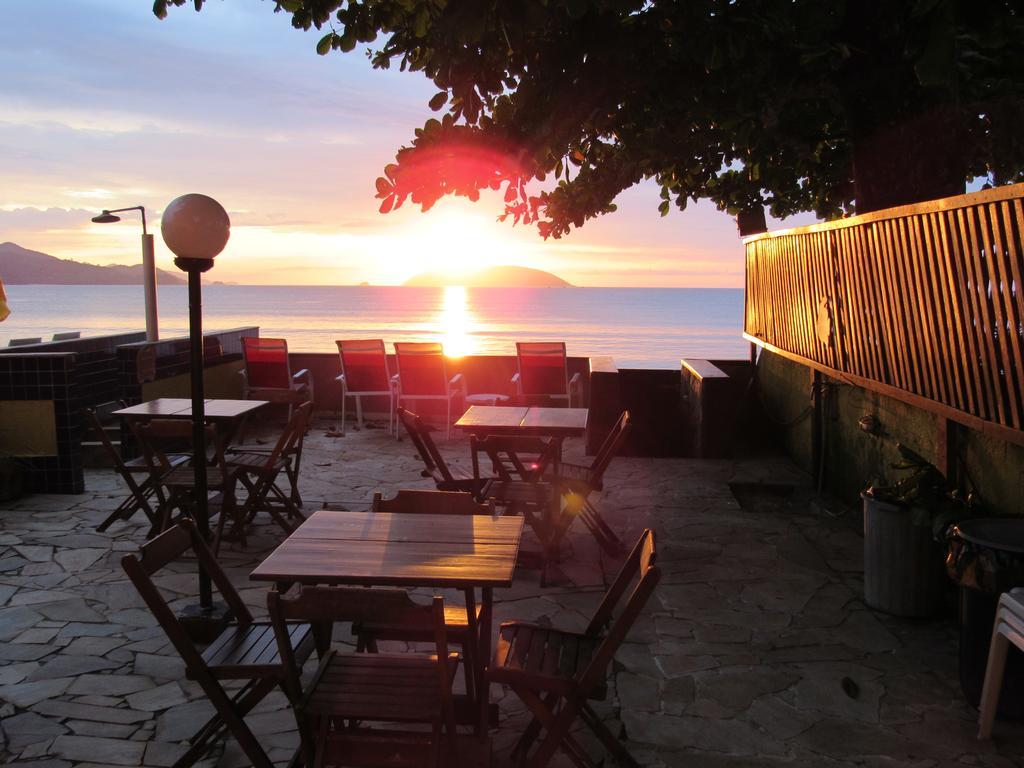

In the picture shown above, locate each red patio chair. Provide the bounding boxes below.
[512,341,583,407]
[393,341,465,440]
[240,336,313,420]
[335,338,395,435]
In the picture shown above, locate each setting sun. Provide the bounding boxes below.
[438,285,475,357]
[389,202,522,284]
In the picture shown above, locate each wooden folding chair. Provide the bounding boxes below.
[132,419,239,547]
[87,405,185,534]
[398,407,490,496]
[355,489,495,707]
[473,434,558,483]
[226,401,312,541]
[269,585,459,768]
[398,408,560,572]
[544,410,632,556]
[491,529,660,768]
[121,519,315,768]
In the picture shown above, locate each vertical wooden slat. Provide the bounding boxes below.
[942,207,983,417]
[975,205,1017,427]
[898,217,943,402]
[855,224,890,384]
[883,219,923,393]
[990,203,1024,427]
[929,211,975,415]
[836,226,867,378]
[914,214,956,407]
[853,223,889,383]
[958,207,1001,422]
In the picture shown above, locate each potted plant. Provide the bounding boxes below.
[861,444,973,617]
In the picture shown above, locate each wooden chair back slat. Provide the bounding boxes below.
[84,405,132,475]
[371,489,495,517]
[588,410,631,486]
[586,528,655,635]
[577,551,660,695]
[133,419,223,471]
[397,407,455,483]
[258,401,313,471]
[268,586,450,705]
[130,519,253,623]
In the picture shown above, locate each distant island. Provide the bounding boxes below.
[404,265,572,288]
[0,242,186,285]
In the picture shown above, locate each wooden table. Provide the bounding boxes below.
[455,405,588,481]
[113,399,270,538]
[113,398,268,423]
[455,405,588,438]
[251,510,524,733]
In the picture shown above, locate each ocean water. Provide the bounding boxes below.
[0,284,747,369]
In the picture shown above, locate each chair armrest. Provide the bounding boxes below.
[293,368,311,384]
[335,373,345,383]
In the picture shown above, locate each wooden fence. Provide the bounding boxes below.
[744,183,1024,446]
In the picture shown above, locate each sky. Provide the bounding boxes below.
[0,0,817,288]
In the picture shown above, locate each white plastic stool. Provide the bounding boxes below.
[978,587,1024,739]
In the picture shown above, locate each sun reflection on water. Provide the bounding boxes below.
[439,285,476,357]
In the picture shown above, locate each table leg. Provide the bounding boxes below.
[470,435,482,483]
[477,586,493,735]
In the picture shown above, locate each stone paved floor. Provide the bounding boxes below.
[1,412,1022,767]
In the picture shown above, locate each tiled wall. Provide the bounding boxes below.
[0,353,82,493]
[0,328,257,495]
[117,326,256,402]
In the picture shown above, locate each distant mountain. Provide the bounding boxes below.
[0,242,186,285]
[405,265,572,288]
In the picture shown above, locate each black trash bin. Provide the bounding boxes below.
[946,518,1024,719]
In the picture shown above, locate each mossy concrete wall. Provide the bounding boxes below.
[758,349,1024,515]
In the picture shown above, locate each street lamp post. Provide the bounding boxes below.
[90,206,159,342]
[160,193,231,638]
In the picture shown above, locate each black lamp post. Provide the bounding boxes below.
[160,193,231,635]
[90,205,159,341]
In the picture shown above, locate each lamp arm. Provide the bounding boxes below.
[106,205,148,234]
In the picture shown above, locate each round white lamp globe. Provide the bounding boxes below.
[161,193,230,263]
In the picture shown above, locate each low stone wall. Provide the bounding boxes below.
[757,349,1024,515]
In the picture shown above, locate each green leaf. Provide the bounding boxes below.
[658,200,670,217]
[316,33,333,56]
[428,91,447,111]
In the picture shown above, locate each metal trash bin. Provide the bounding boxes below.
[946,518,1024,719]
